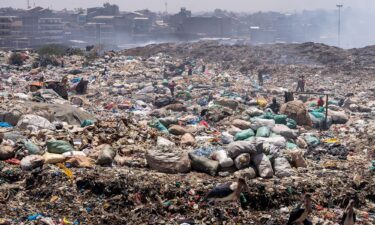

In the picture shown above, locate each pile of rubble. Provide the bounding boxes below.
[0,41,374,224]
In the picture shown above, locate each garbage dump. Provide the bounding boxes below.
[0,41,374,224]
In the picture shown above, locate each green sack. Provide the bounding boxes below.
[286,118,297,129]
[256,126,270,137]
[304,135,320,147]
[81,119,94,128]
[287,142,298,149]
[308,102,317,107]
[24,140,41,155]
[46,140,74,154]
[274,115,287,124]
[234,129,255,141]
[262,111,275,120]
[148,120,169,133]
[328,100,339,106]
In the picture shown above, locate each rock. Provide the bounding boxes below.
[46,140,74,154]
[234,153,251,170]
[210,150,234,168]
[17,114,55,131]
[146,148,191,174]
[246,107,264,117]
[157,136,175,147]
[96,144,116,165]
[43,152,66,164]
[181,133,196,146]
[0,145,15,160]
[250,118,275,130]
[232,119,252,130]
[280,100,312,126]
[20,155,44,170]
[189,152,219,176]
[273,157,293,178]
[168,125,187,135]
[234,167,257,179]
[252,153,273,178]
[227,140,260,159]
[272,124,298,139]
[289,150,308,168]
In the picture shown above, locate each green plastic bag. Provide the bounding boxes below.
[256,126,270,137]
[46,140,74,154]
[287,142,298,149]
[274,115,287,124]
[304,135,320,147]
[24,140,41,155]
[81,119,94,128]
[148,120,169,133]
[286,118,297,129]
[308,102,317,107]
[234,129,255,141]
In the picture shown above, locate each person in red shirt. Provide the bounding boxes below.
[317,96,325,107]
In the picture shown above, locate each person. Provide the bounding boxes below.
[76,78,88,94]
[61,59,64,68]
[257,68,264,86]
[168,80,176,98]
[202,64,206,73]
[296,75,306,92]
[317,96,325,107]
[188,66,193,76]
[267,97,281,114]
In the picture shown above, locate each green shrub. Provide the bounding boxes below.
[8,52,24,66]
[38,44,67,57]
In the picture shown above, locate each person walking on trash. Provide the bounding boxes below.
[296,75,306,92]
[168,80,177,98]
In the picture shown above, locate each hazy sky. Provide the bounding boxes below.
[1,0,373,13]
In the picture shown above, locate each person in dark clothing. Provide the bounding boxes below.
[296,76,306,92]
[168,81,176,98]
[188,66,193,76]
[202,65,206,73]
[61,60,64,68]
[258,71,264,86]
[267,97,281,114]
[76,78,88,94]
[284,91,294,103]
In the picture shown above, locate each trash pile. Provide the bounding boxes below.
[0,41,374,224]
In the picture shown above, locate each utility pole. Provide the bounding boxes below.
[336,4,343,47]
[27,0,30,9]
[165,1,168,15]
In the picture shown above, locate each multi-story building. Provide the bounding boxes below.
[0,16,23,48]
[38,18,64,45]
